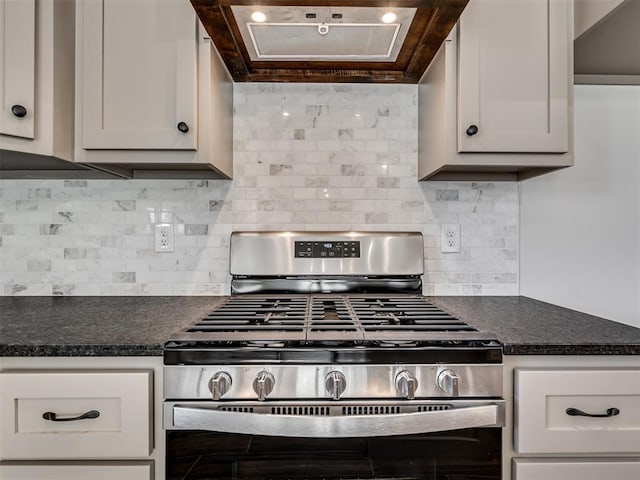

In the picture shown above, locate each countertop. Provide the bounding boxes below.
[1,296,639,357]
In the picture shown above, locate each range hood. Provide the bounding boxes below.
[190,1,469,83]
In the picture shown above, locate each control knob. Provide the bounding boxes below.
[395,370,418,400]
[253,371,275,401]
[208,372,232,400]
[437,369,460,397]
[324,371,347,400]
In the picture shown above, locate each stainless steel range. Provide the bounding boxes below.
[164,232,504,480]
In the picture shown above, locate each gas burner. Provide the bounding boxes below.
[377,340,418,348]
[244,341,287,348]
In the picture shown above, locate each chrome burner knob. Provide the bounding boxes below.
[253,371,275,401]
[208,372,232,400]
[324,371,347,400]
[437,369,460,397]
[395,370,418,400]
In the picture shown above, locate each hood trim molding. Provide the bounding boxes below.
[190,0,470,84]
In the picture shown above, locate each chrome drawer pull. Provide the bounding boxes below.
[42,410,100,422]
[565,407,620,418]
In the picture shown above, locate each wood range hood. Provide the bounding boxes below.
[190,0,469,83]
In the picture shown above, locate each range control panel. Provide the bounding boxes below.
[295,241,361,258]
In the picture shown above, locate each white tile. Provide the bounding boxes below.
[0,84,519,296]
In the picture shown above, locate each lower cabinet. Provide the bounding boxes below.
[506,359,640,479]
[0,370,152,459]
[0,357,163,480]
[0,462,153,480]
[514,368,640,454]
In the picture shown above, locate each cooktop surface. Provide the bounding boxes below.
[167,295,497,346]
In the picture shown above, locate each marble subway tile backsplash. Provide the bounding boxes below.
[0,83,518,296]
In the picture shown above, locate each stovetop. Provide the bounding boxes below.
[169,294,492,344]
[165,295,502,365]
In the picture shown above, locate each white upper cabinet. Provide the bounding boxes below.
[0,0,35,139]
[0,0,74,160]
[458,0,571,153]
[75,0,233,178]
[418,0,574,181]
[458,0,569,153]
[79,0,197,150]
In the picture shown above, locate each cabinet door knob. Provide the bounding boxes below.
[11,104,27,118]
[177,121,189,133]
[466,124,479,136]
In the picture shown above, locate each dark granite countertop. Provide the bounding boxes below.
[0,296,225,357]
[428,296,640,355]
[1,296,639,357]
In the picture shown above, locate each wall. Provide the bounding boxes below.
[520,84,640,327]
[0,83,519,296]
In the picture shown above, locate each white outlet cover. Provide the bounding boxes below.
[155,223,174,253]
[441,223,461,253]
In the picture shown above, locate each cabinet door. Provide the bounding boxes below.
[0,370,152,459]
[0,0,35,139]
[79,0,197,150]
[458,0,570,153]
[514,368,640,454]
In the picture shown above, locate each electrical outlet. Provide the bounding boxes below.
[155,223,174,253]
[441,224,461,253]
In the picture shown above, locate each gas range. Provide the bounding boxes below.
[163,232,504,479]
[164,232,502,402]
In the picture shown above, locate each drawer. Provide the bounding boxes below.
[0,371,152,460]
[0,461,153,480]
[513,458,640,480]
[515,368,640,454]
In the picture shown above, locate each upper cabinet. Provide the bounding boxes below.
[418,0,574,181]
[0,0,74,161]
[75,0,233,179]
[79,0,197,150]
[0,0,35,140]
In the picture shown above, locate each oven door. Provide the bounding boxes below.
[164,400,504,480]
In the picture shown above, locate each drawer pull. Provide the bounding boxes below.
[42,410,100,422]
[565,407,620,418]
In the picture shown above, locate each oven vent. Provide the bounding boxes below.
[417,405,452,412]
[342,405,400,416]
[271,406,331,416]
[219,406,254,413]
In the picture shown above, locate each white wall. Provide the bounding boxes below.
[520,84,640,327]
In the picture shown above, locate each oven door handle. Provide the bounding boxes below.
[170,404,503,438]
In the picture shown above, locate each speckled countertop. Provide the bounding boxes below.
[1,296,639,357]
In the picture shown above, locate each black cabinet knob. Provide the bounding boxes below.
[177,122,189,133]
[466,124,479,136]
[11,104,27,118]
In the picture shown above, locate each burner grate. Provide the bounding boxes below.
[349,296,476,332]
[186,297,307,334]
[172,294,482,345]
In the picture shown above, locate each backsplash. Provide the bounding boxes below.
[0,83,518,296]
